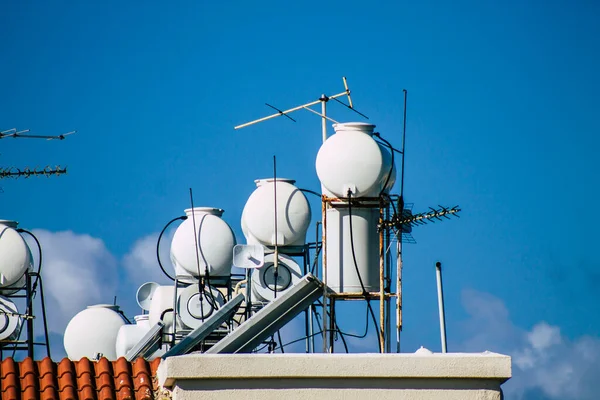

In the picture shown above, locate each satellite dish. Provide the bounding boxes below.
[136,282,160,311]
[177,284,225,329]
[0,295,21,341]
[252,253,302,303]
[232,245,264,269]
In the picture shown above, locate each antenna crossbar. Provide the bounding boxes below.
[234,77,360,130]
[0,129,76,140]
[302,106,339,124]
[235,91,349,130]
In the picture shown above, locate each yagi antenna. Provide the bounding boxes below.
[234,77,368,143]
[0,129,76,140]
[0,166,67,179]
[1,127,75,190]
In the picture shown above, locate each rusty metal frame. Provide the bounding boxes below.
[320,194,394,353]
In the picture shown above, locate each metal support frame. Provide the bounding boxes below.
[170,274,236,350]
[0,271,51,359]
[320,195,395,353]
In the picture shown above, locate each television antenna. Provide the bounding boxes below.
[235,77,368,142]
[0,128,75,188]
[0,128,76,140]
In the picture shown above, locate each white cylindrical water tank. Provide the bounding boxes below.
[0,220,32,288]
[0,296,22,341]
[325,207,380,292]
[63,304,127,360]
[148,285,178,330]
[251,253,303,303]
[316,122,396,198]
[241,178,311,247]
[0,275,26,296]
[115,315,151,359]
[170,208,236,278]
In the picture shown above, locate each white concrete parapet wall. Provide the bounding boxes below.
[158,351,511,400]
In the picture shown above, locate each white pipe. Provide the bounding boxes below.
[435,261,447,353]
[234,279,247,294]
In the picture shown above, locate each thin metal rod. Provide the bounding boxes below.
[385,204,391,353]
[37,275,51,358]
[235,92,348,130]
[26,273,34,358]
[396,90,407,353]
[302,106,339,124]
[265,103,296,122]
[321,97,328,143]
[436,261,448,353]
[400,89,407,197]
[273,156,279,299]
[321,197,328,353]
[342,77,353,108]
[189,188,206,323]
[330,97,369,119]
[303,250,312,353]
[172,277,179,348]
[245,267,252,321]
[379,201,385,353]
[329,298,335,352]
[396,241,402,353]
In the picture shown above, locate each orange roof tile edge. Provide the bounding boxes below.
[0,357,161,400]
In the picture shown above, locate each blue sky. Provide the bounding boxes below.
[2,1,599,398]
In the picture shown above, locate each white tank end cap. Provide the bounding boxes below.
[415,346,434,355]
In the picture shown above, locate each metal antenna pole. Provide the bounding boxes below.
[26,272,34,358]
[397,90,408,353]
[400,90,407,198]
[396,241,402,353]
[321,95,328,143]
[273,156,279,300]
[435,261,448,353]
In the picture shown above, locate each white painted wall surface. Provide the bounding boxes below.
[158,352,511,400]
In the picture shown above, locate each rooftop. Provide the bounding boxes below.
[0,357,160,400]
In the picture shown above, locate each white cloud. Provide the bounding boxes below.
[458,289,600,400]
[27,230,118,334]
[527,322,561,351]
[122,231,174,287]
[13,229,176,359]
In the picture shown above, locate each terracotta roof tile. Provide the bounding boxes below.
[20,357,39,400]
[113,358,133,400]
[0,357,160,400]
[38,358,58,400]
[1,357,19,400]
[56,359,77,400]
[130,358,152,400]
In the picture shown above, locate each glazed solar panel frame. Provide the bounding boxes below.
[125,320,165,361]
[206,273,326,354]
[161,293,245,358]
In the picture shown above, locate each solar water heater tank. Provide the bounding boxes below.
[63,304,127,360]
[316,122,396,198]
[241,178,311,247]
[170,207,236,278]
[0,220,32,290]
